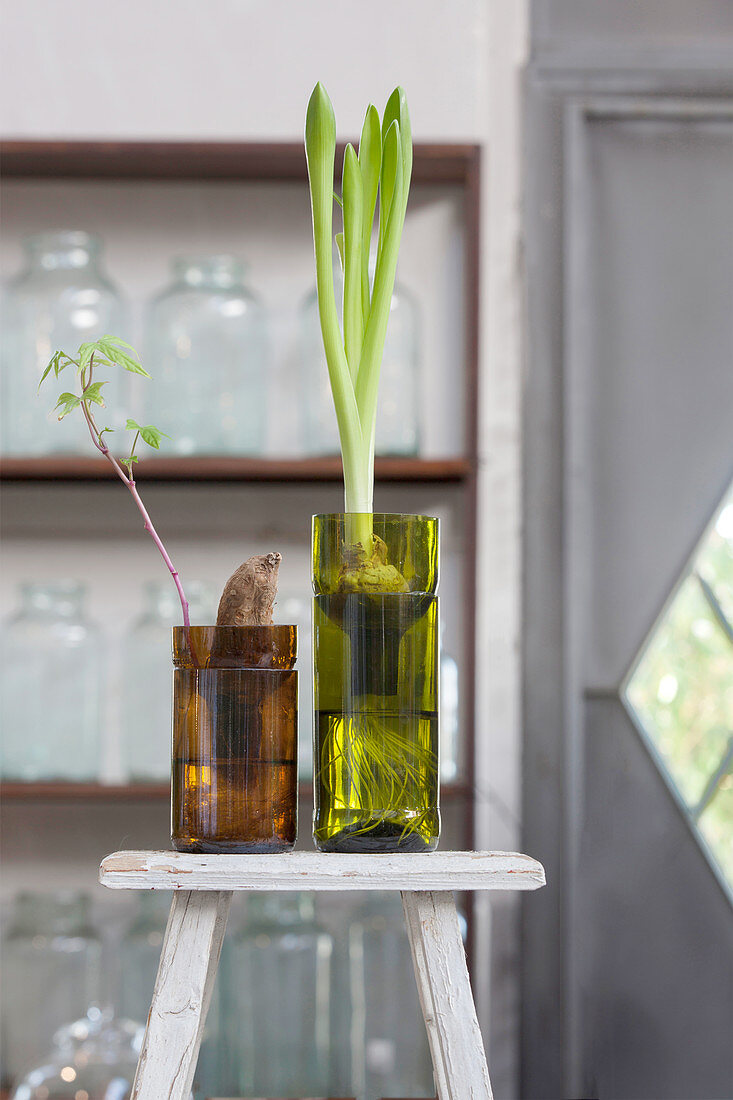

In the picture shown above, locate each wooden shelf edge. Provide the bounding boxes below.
[1,139,480,186]
[0,781,170,801]
[1,781,473,803]
[0,455,472,484]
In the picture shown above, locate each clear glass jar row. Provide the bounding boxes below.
[0,580,460,785]
[1,230,422,459]
[1,889,445,1100]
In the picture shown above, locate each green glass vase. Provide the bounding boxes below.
[312,513,440,852]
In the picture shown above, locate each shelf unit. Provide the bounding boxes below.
[0,138,480,853]
[0,140,482,1098]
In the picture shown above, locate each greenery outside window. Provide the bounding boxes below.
[625,485,733,893]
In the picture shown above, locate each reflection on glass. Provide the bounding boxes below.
[626,487,733,887]
[440,630,460,782]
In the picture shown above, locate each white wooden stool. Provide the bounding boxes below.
[100,850,545,1100]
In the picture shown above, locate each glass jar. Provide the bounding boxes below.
[0,581,103,781]
[0,892,103,1085]
[144,255,267,455]
[226,893,333,1097]
[278,592,313,781]
[1,230,127,456]
[121,581,216,782]
[299,274,420,456]
[348,892,433,1099]
[9,1007,144,1100]
[171,625,298,852]
[312,513,440,852]
[117,891,170,1024]
[315,893,358,1094]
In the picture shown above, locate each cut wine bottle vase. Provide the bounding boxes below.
[171,625,297,853]
[312,513,440,853]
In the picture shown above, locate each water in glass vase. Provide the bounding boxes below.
[313,591,439,852]
[172,668,297,852]
[171,626,297,854]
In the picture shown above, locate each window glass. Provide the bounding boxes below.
[626,487,733,889]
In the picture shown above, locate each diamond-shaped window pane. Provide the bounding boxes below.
[625,486,733,891]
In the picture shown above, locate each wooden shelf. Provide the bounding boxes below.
[0,454,471,484]
[0,780,473,803]
[1,781,170,801]
[1,139,479,186]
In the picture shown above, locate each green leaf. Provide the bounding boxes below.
[379,88,412,265]
[121,455,139,470]
[305,90,362,413]
[78,342,96,371]
[358,104,382,317]
[93,338,151,378]
[139,424,168,449]
[379,119,401,254]
[383,86,413,200]
[305,82,369,515]
[81,380,108,406]
[306,82,337,172]
[39,351,71,389]
[335,231,345,272]
[78,342,112,374]
[356,119,404,437]
[100,334,136,350]
[342,142,364,379]
[39,362,55,388]
[126,419,169,449]
[54,392,81,419]
[120,358,150,378]
[333,191,343,208]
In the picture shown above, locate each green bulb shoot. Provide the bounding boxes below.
[305,83,413,559]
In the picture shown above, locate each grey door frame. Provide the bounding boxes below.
[521,69,733,1100]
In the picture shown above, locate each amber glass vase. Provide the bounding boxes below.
[171,625,297,853]
[312,513,440,852]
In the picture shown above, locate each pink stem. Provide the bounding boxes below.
[79,388,191,630]
[125,478,191,630]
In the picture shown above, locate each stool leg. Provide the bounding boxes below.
[131,889,232,1100]
[402,889,493,1100]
